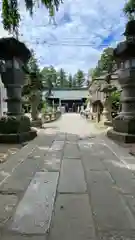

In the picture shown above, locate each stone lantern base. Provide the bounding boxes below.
[0,130,37,144]
[31,119,42,128]
[104,120,112,127]
[107,129,135,143]
[107,117,135,143]
[0,115,37,143]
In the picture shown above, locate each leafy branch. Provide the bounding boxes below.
[1,0,63,34]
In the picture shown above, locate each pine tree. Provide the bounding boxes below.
[68,74,73,88]
[72,75,77,88]
[75,69,85,88]
[57,68,67,88]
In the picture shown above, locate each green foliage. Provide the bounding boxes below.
[2,0,20,36]
[35,64,88,90]
[89,47,116,81]
[22,49,43,113]
[110,90,120,111]
[68,74,73,88]
[74,69,85,87]
[72,75,77,87]
[123,0,135,19]
[98,48,115,73]
[1,0,63,33]
[28,50,40,74]
[41,101,48,113]
[88,67,100,81]
[57,68,68,87]
[40,67,53,92]
[22,50,43,96]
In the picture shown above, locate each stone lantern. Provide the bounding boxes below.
[0,37,37,143]
[29,72,42,127]
[101,81,116,126]
[107,20,135,142]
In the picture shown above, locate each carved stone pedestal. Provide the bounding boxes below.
[31,119,42,128]
[102,97,112,126]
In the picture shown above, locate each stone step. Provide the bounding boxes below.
[9,172,59,234]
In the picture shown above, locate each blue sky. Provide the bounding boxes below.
[0,0,126,74]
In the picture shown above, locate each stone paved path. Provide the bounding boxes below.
[1,113,135,239]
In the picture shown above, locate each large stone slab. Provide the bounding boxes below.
[0,194,18,226]
[104,159,135,195]
[86,170,135,230]
[124,195,135,217]
[10,172,59,234]
[42,148,63,172]
[43,157,61,172]
[48,141,64,152]
[58,159,86,193]
[33,132,55,147]
[66,134,78,142]
[63,143,80,159]
[0,153,43,193]
[82,155,106,171]
[55,133,66,141]
[48,194,96,240]
[98,230,135,240]
[0,143,35,176]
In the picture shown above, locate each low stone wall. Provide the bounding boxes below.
[42,111,61,124]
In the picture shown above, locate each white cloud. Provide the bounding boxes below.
[0,0,126,74]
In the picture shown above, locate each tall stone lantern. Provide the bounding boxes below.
[101,81,116,126]
[0,37,37,143]
[108,20,135,143]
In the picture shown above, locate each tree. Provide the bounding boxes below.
[123,0,135,19]
[72,75,77,87]
[88,67,100,81]
[22,50,43,96]
[57,68,67,88]
[40,67,50,88]
[98,47,116,74]
[2,0,63,35]
[27,50,43,90]
[75,69,85,87]
[89,47,116,83]
[68,74,73,88]
[49,66,57,87]
[40,67,53,95]
[22,50,43,114]
[27,50,39,73]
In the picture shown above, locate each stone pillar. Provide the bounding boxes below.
[3,59,24,116]
[102,97,109,122]
[107,20,135,143]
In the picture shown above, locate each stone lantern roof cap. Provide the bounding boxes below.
[114,20,135,60]
[114,41,135,59]
[0,37,31,62]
